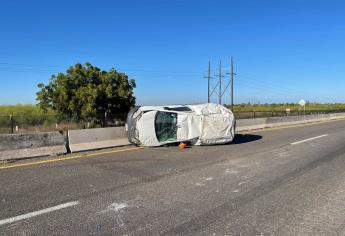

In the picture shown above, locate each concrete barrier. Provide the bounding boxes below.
[0,132,66,161]
[68,127,129,153]
[237,112,345,132]
[236,118,267,131]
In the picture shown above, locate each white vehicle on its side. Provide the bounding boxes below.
[126,103,236,147]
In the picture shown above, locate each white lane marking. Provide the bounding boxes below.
[0,201,79,226]
[238,181,248,186]
[225,169,239,174]
[291,134,328,145]
[279,152,291,157]
[99,202,128,214]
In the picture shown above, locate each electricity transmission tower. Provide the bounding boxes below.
[206,58,235,110]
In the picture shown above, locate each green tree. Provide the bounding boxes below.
[36,62,136,122]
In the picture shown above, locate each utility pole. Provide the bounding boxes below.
[230,57,234,111]
[219,60,222,105]
[207,60,210,103]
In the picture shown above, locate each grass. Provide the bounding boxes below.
[231,103,345,112]
[0,104,57,133]
[1,103,345,133]
[0,104,55,116]
[2,103,345,116]
[0,104,124,133]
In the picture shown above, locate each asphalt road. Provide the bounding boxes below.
[1,119,345,235]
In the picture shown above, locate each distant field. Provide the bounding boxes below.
[0,104,55,116]
[1,103,345,133]
[0,104,57,133]
[2,103,345,115]
[231,103,345,112]
[0,104,124,133]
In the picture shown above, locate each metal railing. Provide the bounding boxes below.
[1,109,345,134]
[234,109,345,119]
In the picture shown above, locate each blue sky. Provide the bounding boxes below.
[1,0,345,105]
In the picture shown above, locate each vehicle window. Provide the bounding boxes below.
[163,106,192,112]
[155,111,177,142]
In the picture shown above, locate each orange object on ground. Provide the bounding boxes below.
[179,142,187,149]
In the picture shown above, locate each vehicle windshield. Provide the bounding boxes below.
[155,111,177,142]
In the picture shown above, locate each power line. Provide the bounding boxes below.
[236,73,302,94]
[235,79,300,98]
[0,62,204,75]
[0,62,66,68]
[237,77,301,97]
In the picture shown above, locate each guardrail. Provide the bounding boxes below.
[236,112,345,131]
[234,109,345,119]
[2,110,345,134]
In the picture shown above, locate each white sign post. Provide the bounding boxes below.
[298,99,306,116]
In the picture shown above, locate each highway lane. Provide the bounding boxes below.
[1,119,345,235]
